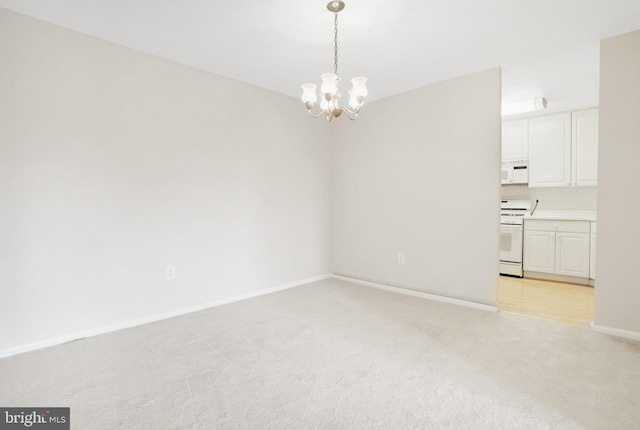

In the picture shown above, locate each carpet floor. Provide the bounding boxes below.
[1,278,639,429]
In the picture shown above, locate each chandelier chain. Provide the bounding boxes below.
[333,11,339,76]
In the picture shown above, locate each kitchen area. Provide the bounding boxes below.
[499,105,598,324]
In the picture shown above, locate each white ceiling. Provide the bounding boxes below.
[2,0,640,114]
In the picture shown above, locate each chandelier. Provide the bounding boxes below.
[301,1,368,122]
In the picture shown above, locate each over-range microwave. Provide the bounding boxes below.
[501,159,528,185]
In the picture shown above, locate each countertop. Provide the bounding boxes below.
[524,210,597,222]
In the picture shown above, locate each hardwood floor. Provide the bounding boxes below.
[498,275,594,325]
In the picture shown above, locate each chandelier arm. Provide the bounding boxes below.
[307,108,327,118]
[342,105,361,115]
[341,109,358,121]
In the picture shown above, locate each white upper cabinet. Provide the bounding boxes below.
[502,119,528,160]
[525,108,599,188]
[528,113,572,187]
[572,108,599,186]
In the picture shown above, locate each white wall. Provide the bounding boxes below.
[0,8,330,355]
[593,29,640,337]
[331,69,502,305]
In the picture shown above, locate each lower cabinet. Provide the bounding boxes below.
[555,232,591,277]
[523,230,555,273]
[524,220,591,279]
[590,222,596,279]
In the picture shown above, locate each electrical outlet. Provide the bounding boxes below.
[397,252,406,265]
[165,265,176,281]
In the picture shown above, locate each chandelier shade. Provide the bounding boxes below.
[301,84,318,104]
[301,1,367,122]
[320,73,339,96]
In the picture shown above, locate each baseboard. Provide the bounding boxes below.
[331,274,498,312]
[591,323,640,342]
[0,273,331,359]
[523,271,591,286]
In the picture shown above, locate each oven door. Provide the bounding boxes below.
[500,223,523,263]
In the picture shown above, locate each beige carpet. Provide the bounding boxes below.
[1,278,639,429]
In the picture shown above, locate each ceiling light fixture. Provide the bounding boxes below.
[501,97,548,117]
[301,1,368,122]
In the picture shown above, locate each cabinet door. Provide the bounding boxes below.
[502,119,528,160]
[524,230,555,273]
[528,113,572,187]
[590,233,596,279]
[572,108,599,186]
[555,232,591,278]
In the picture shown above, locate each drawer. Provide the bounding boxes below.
[525,219,590,233]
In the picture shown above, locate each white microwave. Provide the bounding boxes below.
[501,159,528,185]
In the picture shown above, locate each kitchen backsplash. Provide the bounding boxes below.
[501,185,597,211]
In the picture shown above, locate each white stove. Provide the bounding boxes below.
[500,199,531,277]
